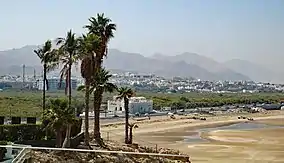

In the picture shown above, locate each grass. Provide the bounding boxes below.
[1,89,284,117]
[0,90,114,117]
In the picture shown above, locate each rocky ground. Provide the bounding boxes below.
[24,141,190,163]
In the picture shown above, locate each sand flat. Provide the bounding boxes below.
[101,111,284,162]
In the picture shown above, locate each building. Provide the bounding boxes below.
[107,96,153,114]
[37,77,78,91]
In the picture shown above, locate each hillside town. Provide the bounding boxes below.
[0,72,284,93]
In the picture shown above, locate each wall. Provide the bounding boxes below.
[107,97,153,114]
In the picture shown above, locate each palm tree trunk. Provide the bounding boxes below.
[129,126,133,144]
[56,129,63,147]
[62,124,72,148]
[93,88,103,143]
[124,97,129,144]
[43,64,47,111]
[93,55,103,144]
[68,63,72,115]
[84,82,90,146]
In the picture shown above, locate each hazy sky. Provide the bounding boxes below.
[0,0,283,66]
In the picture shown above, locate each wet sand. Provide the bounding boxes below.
[101,111,284,163]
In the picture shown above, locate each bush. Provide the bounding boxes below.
[71,118,82,137]
[11,117,21,124]
[0,141,7,161]
[27,117,37,124]
[0,124,47,142]
[0,117,4,125]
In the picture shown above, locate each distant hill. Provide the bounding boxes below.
[223,59,282,83]
[151,52,249,81]
[104,49,249,81]
[0,46,250,81]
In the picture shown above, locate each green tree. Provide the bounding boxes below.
[56,30,80,113]
[34,40,57,111]
[90,68,117,143]
[78,33,100,146]
[84,14,116,142]
[78,68,117,145]
[116,87,134,144]
[128,123,138,144]
[43,99,77,148]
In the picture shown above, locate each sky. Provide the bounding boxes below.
[0,0,284,67]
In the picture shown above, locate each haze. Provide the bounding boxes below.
[0,0,284,72]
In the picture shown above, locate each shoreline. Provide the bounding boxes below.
[101,112,284,135]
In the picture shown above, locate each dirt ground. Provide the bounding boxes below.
[101,111,284,163]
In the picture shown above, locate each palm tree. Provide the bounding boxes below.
[34,40,57,111]
[116,87,134,144]
[128,123,138,144]
[90,68,117,143]
[56,30,80,112]
[84,13,116,61]
[43,98,77,148]
[77,68,116,145]
[84,13,116,141]
[78,33,100,146]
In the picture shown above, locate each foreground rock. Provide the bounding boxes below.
[23,141,190,163]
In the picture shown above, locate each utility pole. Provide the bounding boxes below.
[33,68,36,81]
[22,64,26,88]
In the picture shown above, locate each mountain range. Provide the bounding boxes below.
[0,45,282,83]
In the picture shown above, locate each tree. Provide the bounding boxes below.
[84,14,116,142]
[90,68,117,143]
[77,68,117,145]
[56,30,80,113]
[34,40,57,111]
[78,33,100,146]
[128,123,138,144]
[43,99,77,148]
[116,87,134,144]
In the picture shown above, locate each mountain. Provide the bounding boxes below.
[0,46,249,81]
[223,59,282,83]
[0,45,40,67]
[104,49,249,80]
[152,52,249,81]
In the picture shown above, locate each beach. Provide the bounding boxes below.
[100,111,284,163]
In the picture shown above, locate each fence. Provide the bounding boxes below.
[0,145,190,163]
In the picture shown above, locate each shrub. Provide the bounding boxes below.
[71,118,82,137]
[0,124,48,142]
[11,117,21,124]
[0,117,4,125]
[27,117,37,124]
[0,141,7,161]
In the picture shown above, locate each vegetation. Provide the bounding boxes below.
[0,124,45,141]
[0,91,284,117]
[78,68,117,145]
[144,92,284,110]
[30,13,117,147]
[129,123,138,144]
[33,40,58,111]
[116,87,135,144]
[0,141,7,161]
[1,12,284,152]
[84,13,116,144]
[43,98,78,148]
[56,30,80,112]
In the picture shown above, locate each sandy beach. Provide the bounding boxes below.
[100,111,284,163]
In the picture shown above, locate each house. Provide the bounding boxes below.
[107,96,153,114]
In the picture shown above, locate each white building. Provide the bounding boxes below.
[36,77,77,91]
[107,96,153,114]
